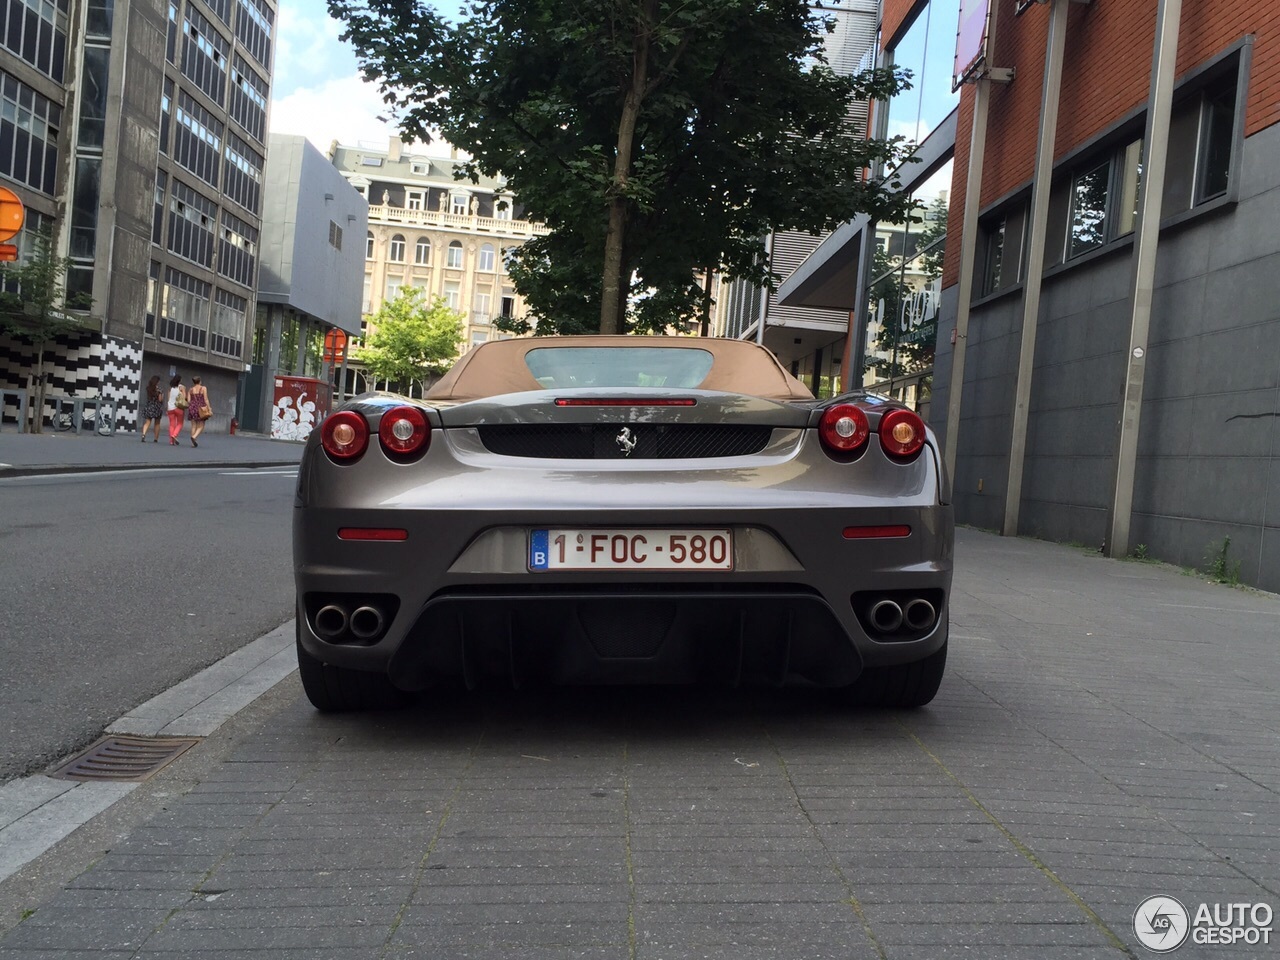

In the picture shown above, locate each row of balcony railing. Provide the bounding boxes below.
[367,205,551,238]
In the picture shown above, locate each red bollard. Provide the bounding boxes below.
[230,417,238,435]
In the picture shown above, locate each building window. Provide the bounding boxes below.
[477,243,495,272]
[2,0,69,82]
[218,210,257,287]
[366,232,374,259]
[1067,160,1109,259]
[234,0,272,69]
[414,237,431,265]
[978,204,1025,297]
[0,72,61,194]
[471,329,488,346]
[1197,84,1235,203]
[222,131,263,213]
[210,288,247,358]
[160,266,210,348]
[229,56,267,143]
[444,280,460,310]
[493,196,512,220]
[1115,139,1142,238]
[328,220,342,250]
[473,290,491,324]
[501,293,515,318]
[446,240,463,268]
[362,275,372,313]
[389,234,405,262]
[451,193,468,216]
[406,190,423,211]
[385,278,401,301]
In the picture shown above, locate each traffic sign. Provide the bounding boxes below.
[322,328,348,364]
[0,186,24,242]
[0,244,17,262]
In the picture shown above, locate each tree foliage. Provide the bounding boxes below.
[329,0,917,335]
[358,288,463,389]
[0,224,92,432]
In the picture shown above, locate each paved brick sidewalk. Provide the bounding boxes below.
[0,528,1277,959]
[0,429,301,475]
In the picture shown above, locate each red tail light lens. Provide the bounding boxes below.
[321,411,369,463]
[378,405,430,459]
[879,408,926,460]
[819,404,870,457]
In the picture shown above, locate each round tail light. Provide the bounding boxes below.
[879,408,926,460]
[321,411,369,463]
[378,405,430,459]
[819,404,870,457]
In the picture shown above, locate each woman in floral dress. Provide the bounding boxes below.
[140,375,164,442]
[185,375,211,447]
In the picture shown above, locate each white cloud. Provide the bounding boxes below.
[269,74,400,153]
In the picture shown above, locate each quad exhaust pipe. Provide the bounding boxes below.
[865,596,938,636]
[349,605,386,641]
[314,604,349,640]
[903,598,937,631]
[312,602,388,643]
[869,600,903,633]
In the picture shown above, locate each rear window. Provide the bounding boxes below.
[524,347,715,389]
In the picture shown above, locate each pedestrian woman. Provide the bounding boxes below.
[140,375,165,442]
[166,375,187,446]
[186,375,210,447]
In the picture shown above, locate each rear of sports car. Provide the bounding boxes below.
[293,379,954,712]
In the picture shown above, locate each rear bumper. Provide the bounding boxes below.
[294,502,953,689]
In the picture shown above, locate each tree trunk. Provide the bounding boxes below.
[599,0,657,335]
[699,266,715,338]
[31,341,46,434]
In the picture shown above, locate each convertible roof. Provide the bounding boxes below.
[426,336,815,402]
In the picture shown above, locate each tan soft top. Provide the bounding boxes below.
[426,336,815,402]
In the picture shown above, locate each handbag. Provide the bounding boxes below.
[175,392,188,410]
[199,403,212,421]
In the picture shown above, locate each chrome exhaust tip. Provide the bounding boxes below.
[869,599,904,634]
[314,604,349,640]
[349,605,386,641]
[903,598,937,631]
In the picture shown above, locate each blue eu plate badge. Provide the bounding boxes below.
[529,529,550,570]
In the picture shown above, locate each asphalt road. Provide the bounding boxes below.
[0,465,297,783]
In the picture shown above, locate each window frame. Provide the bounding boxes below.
[446,240,464,269]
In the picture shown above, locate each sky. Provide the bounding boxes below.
[268,0,467,152]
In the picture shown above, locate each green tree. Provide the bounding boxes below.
[0,225,92,433]
[357,288,463,391]
[330,0,916,335]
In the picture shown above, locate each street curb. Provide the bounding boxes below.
[0,460,300,478]
[0,621,298,884]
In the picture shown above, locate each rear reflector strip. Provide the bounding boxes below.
[842,525,911,539]
[338,528,409,541]
[554,398,697,407]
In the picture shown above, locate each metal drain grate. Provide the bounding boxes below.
[49,735,200,783]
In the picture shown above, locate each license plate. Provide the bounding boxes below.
[529,528,733,571]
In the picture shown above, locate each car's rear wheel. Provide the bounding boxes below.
[846,639,947,708]
[296,625,411,712]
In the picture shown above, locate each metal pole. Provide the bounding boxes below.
[943,76,990,479]
[1107,0,1183,558]
[1003,0,1068,537]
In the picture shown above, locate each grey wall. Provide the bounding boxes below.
[933,121,1280,592]
[259,135,368,333]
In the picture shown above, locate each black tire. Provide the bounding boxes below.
[295,626,411,712]
[847,640,947,708]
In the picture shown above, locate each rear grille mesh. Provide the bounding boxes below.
[478,424,773,459]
